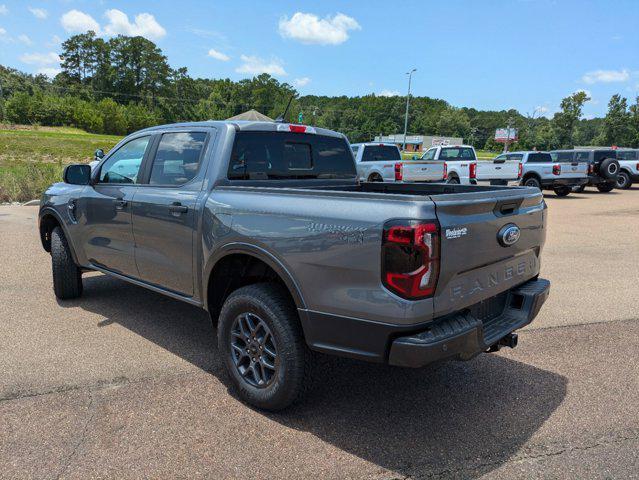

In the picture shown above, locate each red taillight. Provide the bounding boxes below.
[636,163,639,171]
[518,162,523,179]
[394,162,403,181]
[469,162,477,179]
[588,164,594,174]
[443,162,448,180]
[552,164,561,175]
[289,124,306,133]
[382,221,440,299]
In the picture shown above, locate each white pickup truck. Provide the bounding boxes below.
[351,143,445,182]
[615,149,639,189]
[417,145,521,185]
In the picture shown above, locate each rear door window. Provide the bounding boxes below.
[594,150,616,162]
[553,151,575,162]
[507,154,523,161]
[228,132,356,180]
[361,145,401,162]
[149,132,208,186]
[617,150,638,160]
[574,151,590,162]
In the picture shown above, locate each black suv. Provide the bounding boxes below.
[550,149,620,192]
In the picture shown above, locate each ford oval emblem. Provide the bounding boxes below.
[498,224,521,247]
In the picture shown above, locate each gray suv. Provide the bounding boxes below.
[550,149,620,192]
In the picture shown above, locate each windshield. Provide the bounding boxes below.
[439,147,476,160]
[362,145,401,161]
[228,132,357,180]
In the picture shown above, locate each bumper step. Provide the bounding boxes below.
[388,278,550,368]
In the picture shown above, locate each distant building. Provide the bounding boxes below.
[373,134,464,152]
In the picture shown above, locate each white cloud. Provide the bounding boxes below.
[0,4,8,15]
[378,89,400,97]
[61,9,100,34]
[0,27,6,36]
[28,7,47,19]
[235,55,287,76]
[20,51,60,66]
[582,69,629,84]
[18,34,33,45]
[103,9,166,40]
[294,77,311,87]
[278,12,360,45]
[207,48,230,61]
[37,67,61,77]
[46,34,61,47]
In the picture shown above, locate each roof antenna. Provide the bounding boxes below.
[275,94,296,123]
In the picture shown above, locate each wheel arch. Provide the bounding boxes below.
[38,208,80,264]
[203,243,306,320]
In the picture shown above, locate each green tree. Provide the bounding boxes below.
[553,91,590,147]
[600,94,632,147]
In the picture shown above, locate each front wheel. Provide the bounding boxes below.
[596,183,615,193]
[616,171,632,190]
[553,186,571,197]
[218,283,313,411]
[51,226,83,299]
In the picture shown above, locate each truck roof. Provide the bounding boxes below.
[136,120,345,138]
[350,142,398,147]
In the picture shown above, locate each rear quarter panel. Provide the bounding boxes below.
[202,187,439,325]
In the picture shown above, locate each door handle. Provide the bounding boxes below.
[169,203,188,214]
[115,199,128,210]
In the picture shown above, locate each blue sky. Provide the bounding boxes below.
[1,0,638,118]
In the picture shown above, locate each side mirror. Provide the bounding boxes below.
[94,148,105,160]
[63,164,92,185]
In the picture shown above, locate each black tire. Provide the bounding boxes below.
[218,283,313,411]
[553,186,571,197]
[446,176,460,184]
[573,184,587,193]
[596,183,615,193]
[523,176,541,189]
[367,173,383,182]
[598,158,620,180]
[616,171,632,190]
[51,226,83,300]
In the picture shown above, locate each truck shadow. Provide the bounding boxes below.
[61,274,567,479]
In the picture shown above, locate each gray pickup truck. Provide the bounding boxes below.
[39,121,550,410]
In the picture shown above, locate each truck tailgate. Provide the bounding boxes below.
[476,160,520,181]
[431,188,545,317]
[401,161,446,182]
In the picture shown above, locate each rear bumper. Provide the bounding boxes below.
[387,278,550,367]
[540,178,588,188]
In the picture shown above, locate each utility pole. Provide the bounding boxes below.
[402,68,417,152]
[503,116,515,153]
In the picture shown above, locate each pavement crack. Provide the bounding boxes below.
[52,391,97,480]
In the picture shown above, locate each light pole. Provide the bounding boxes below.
[402,68,417,152]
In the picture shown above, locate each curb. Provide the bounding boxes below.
[22,200,40,206]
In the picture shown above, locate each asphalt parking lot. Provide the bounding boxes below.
[1,188,638,479]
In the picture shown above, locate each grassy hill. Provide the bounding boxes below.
[0,125,122,202]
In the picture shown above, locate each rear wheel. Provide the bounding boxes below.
[523,176,541,189]
[616,171,632,189]
[367,173,383,182]
[553,186,571,197]
[596,183,615,193]
[218,283,313,411]
[446,176,460,184]
[51,226,83,300]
